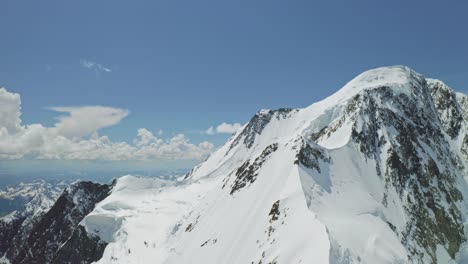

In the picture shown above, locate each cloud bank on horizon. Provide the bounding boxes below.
[0,87,215,161]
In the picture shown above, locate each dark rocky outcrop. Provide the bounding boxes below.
[1,181,113,264]
[294,138,330,173]
[52,225,108,264]
[0,217,24,255]
[231,108,296,150]
[429,80,464,139]
[229,143,278,195]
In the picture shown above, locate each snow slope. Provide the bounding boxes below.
[84,65,468,264]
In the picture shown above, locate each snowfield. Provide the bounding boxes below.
[81,66,467,264]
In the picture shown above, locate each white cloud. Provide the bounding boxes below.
[49,106,129,139]
[0,88,22,134]
[216,122,242,134]
[80,59,112,73]
[134,133,214,160]
[0,87,214,161]
[134,128,162,147]
[206,122,242,135]
[206,126,215,135]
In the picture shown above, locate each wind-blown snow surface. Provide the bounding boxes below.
[84,66,468,264]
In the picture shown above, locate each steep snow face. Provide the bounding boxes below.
[85,66,468,264]
[305,76,467,262]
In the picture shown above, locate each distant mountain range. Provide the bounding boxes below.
[0,181,69,217]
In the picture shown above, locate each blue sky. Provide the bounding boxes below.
[0,0,467,172]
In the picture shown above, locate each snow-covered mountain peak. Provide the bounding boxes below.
[342,65,419,90]
[169,66,468,263]
[10,66,465,264]
[185,66,466,185]
[311,65,425,109]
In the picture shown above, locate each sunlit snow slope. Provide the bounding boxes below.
[85,66,468,264]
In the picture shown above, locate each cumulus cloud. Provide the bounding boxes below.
[0,87,214,161]
[80,59,112,73]
[134,128,161,147]
[134,133,214,160]
[206,122,242,135]
[0,88,22,134]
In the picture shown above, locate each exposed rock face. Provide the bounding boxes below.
[428,79,465,139]
[0,181,67,262]
[228,143,278,195]
[311,74,467,262]
[0,181,112,264]
[0,217,24,256]
[457,94,468,121]
[52,225,108,264]
[230,108,297,149]
[294,139,330,173]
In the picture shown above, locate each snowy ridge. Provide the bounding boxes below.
[82,66,467,264]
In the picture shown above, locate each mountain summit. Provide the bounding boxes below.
[2,66,467,264]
